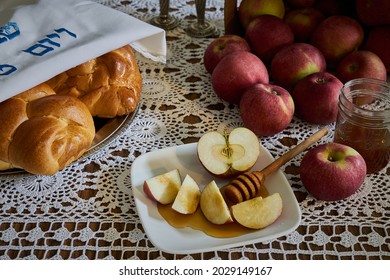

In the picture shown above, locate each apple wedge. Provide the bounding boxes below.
[231,193,283,229]
[200,180,233,225]
[197,127,260,177]
[143,169,181,204]
[172,174,201,214]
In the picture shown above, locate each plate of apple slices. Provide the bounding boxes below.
[131,135,301,254]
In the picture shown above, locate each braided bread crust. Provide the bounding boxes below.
[0,83,95,175]
[46,45,142,118]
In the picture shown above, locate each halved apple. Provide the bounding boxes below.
[200,180,233,225]
[172,174,201,214]
[231,193,283,229]
[197,127,260,177]
[143,169,181,204]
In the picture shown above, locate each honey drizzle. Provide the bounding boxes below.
[157,183,269,238]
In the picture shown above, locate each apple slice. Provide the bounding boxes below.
[231,193,283,229]
[200,180,233,225]
[171,174,201,214]
[143,169,181,204]
[197,127,260,177]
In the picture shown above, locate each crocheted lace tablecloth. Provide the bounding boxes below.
[0,0,389,260]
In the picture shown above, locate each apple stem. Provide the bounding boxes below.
[259,127,329,178]
[222,130,233,159]
[316,77,328,84]
[222,146,233,158]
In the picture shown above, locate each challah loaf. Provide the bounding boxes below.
[46,45,142,118]
[0,83,95,175]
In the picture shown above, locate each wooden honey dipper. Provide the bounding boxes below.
[223,127,329,204]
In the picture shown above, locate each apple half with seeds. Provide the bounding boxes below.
[231,193,283,229]
[143,169,181,205]
[200,180,233,225]
[197,127,260,177]
[172,174,201,214]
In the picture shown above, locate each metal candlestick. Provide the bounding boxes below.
[149,0,179,30]
[186,0,219,38]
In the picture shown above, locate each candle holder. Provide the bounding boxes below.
[149,0,179,31]
[186,0,219,38]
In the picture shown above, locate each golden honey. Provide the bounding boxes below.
[334,78,390,174]
[158,184,269,238]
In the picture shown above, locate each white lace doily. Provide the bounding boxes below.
[0,0,389,260]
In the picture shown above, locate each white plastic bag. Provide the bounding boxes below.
[0,0,166,103]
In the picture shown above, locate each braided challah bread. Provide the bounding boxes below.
[0,83,95,175]
[46,45,142,118]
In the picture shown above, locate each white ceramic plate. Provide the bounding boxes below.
[131,143,301,254]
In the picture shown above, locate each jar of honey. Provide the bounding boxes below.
[334,78,390,174]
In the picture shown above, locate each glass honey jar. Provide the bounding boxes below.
[334,78,390,174]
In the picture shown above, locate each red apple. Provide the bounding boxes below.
[231,193,283,229]
[336,50,387,83]
[310,16,364,68]
[239,83,295,136]
[356,0,390,26]
[238,0,285,30]
[300,143,367,201]
[197,127,260,178]
[292,72,343,124]
[364,26,390,72]
[284,7,325,42]
[203,34,251,74]
[270,43,326,92]
[143,169,182,204]
[200,180,233,225]
[211,51,269,104]
[245,14,294,64]
[171,174,201,214]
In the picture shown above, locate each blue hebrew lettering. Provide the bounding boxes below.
[0,64,17,76]
[46,33,61,40]
[38,37,61,47]
[54,28,77,38]
[0,22,20,45]
[23,35,60,56]
[23,27,77,56]
[23,43,54,56]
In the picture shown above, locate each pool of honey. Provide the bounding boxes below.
[157,184,269,238]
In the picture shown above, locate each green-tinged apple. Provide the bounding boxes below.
[200,180,233,225]
[171,174,201,214]
[246,15,294,64]
[203,34,251,74]
[310,16,364,68]
[211,51,269,104]
[284,7,325,42]
[231,193,283,229]
[336,50,387,83]
[270,43,326,92]
[286,0,317,7]
[240,83,295,136]
[143,169,181,204]
[292,72,343,124]
[238,0,285,30]
[356,0,390,26]
[300,143,367,201]
[364,26,390,72]
[197,127,260,177]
